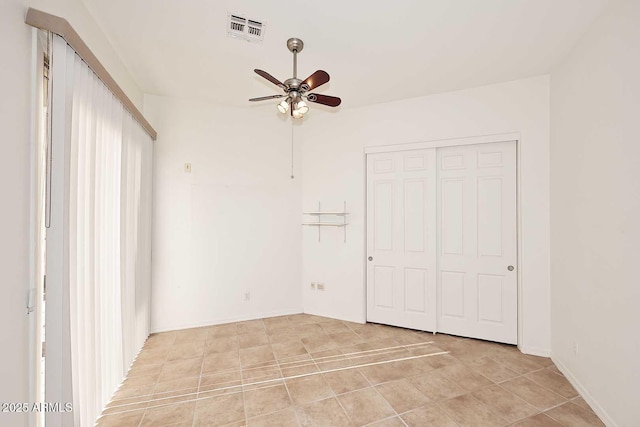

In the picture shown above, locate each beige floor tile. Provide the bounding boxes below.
[272,339,308,360]
[121,373,160,388]
[269,331,301,343]
[193,392,244,426]
[103,397,149,415]
[158,357,203,382]
[167,341,206,361]
[150,392,197,407]
[302,335,339,353]
[240,345,275,367]
[544,401,605,426]
[244,383,292,418]
[129,363,164,378]
[286,374,334,405]
[401,404,459,427]
[202,350,240,374]
[367,417,405,427]
[392,331,433,346]
[419,352,459,371]
[408,369,466,401]
[144,332,177,348]
[247,407,300,427]
[263,316,291,329]
[491,351,547,375]
[96,410,146,427]
[441,339,497,363]
[375,378,430,413]
[242,363,282,384]
[280,354,319,377]
[511,413,564,426]
[323,369,371,395]
[135,347,171,365]
[438,394,507,427]
[207,323,238,338]
[525,368,578,399]
[111,382,156,401]
[328,331,365,347]
[501,376,567,411]
[238,332,271,349]
[205,336,239,354]
[358,361,408,385]
[174,327,208,344]
[472,384,538,423]
[570,396,594,411]
[140,401,196,426]
[437,363,494,392]
[319,322,351,335]
[337,387,395,426]
[316,355,358,371]
[296,397,352,427]
[100,316,606,427]
[154,376,199,396]
[465,356,520,383]
[199,370,242,394]
[289,314,324,326]
[237,319,266,334]
[265,325,295,336]
[297,324,325,337]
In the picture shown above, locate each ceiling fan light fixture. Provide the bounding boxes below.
[277,99,289,114]
[292,108,303,119]
[296,100,309,114]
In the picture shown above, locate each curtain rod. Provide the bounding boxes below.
[25,7,158,141]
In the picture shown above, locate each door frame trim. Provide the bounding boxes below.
[364,132,523,349]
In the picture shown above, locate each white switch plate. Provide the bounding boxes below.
[184,163,192,173]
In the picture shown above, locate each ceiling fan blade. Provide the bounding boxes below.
[307,93,341,107]
[301,70,330,91]
[249,95,285,102]
[254,69,286,89]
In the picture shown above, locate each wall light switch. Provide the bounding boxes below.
[184,163,192,173]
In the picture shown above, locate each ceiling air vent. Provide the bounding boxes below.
[227,13,265,43]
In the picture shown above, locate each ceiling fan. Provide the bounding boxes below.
[249,37,341,118]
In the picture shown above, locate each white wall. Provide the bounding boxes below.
[550,0,640,425]
[301,76,551,355]
[0,1,141,425]
[145,96,302,332]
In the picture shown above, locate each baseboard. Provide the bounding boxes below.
[150,308,303,333]
[519,345,551,357]
[551,355,617,427]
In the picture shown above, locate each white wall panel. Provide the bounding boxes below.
[301,76,550,351]
[550,1,640,424]
[145,96,302,332]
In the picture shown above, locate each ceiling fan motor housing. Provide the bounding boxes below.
[286,38,304,53]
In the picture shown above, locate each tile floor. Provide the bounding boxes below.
[97,314,604,427]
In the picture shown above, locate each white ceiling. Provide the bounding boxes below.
[81,0,613,109]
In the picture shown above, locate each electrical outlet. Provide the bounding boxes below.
[573,342,579,355]
[184,163,192,173]
[244,292,251,301]
[310,283,316,290]
[317,283,325,291]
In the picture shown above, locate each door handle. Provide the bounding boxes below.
[368,256,373,261]
[507,265,514,271]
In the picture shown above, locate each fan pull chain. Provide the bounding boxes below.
[291,122,295,179]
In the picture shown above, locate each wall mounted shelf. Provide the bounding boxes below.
[302,201,349,242]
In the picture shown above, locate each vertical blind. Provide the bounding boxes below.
[52,35,152,426]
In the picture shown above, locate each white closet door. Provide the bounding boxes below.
[366,149,437,331]
[437,141,517,344]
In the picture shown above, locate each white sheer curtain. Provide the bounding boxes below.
[50,35,152,427]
